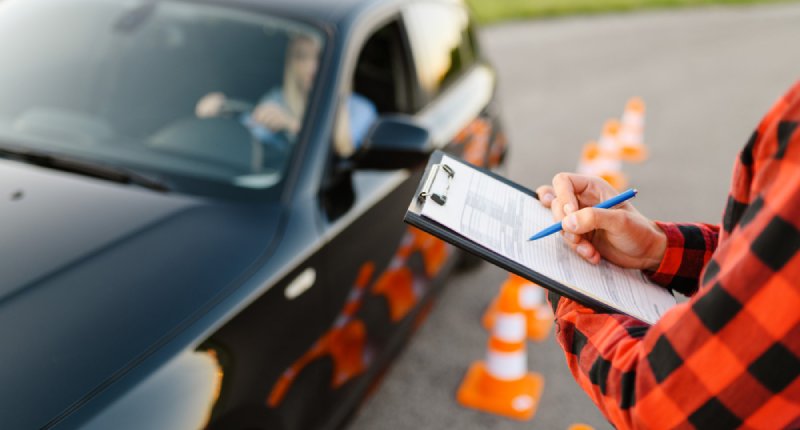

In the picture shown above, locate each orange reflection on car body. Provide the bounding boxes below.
[454,117,491,166]
[488,130,507,168]
[411,229,449,277]
[372,266,417,322]
[196,348,225,429]
[267,263,375,407]
[328,319,370,387]
[267,227,451,408]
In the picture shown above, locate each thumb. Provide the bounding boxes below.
[563,207,627,235]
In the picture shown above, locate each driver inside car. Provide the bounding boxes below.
[195,32,377,159]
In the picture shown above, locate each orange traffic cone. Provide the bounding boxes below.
[483,274,553,342]
[458,281,544,420]
[618,97,647,163]
[568,425,596,430]
[576,138,627,191]
[596,120,628,190]
[597,119,621,155]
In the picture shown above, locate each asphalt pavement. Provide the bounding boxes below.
[349,3,800,429]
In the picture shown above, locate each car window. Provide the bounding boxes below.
[332,19,411,158]
[0,0,325,197]
[353,21,414,115]
[403,1,477,105]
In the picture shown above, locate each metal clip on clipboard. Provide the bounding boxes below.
[418,163,454,206]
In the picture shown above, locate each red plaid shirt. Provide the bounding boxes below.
[549,81,800,429]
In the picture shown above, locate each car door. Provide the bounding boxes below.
[202,210,336,430]
[259,4,507,428]
[200,17,424,430]
[278,11,452,428]
[278,17,439,430]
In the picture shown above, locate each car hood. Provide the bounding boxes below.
[0,159,282,429]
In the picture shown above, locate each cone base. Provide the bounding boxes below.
[456,362,544,421]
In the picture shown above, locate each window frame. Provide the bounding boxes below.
[401,0,480,109]
[328,11,420,159]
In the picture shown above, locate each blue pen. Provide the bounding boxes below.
[528,188,639,241]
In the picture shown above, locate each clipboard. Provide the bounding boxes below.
[404,150,676,324]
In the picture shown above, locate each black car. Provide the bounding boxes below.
[0,0,508,428]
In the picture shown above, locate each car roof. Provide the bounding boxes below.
[226,0,466,28]
[227,0,386,25]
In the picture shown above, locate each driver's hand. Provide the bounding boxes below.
[536,173,666,271]
[196,92,227,118]
[252,103,300,135]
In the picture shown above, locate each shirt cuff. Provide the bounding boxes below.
[643,221,702,296]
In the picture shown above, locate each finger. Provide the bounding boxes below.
[536,185,555,207]
[262,108,280,118]
[575,239,597,260]
[562,231,580,244]
[564,237,600,264]
[259,104,282,116]
[551,173,582,221]
[197,99,216,117]
[553,172,615,214]
[265,117,288,131]
[257,111,278,126]
[209,94,225,109]
[199,104,218,117]
[253,105,273,117]
[562,207,628,236]
[575,239,600,263]
[264,119,280,130]
[253,113,268,125]
[562,236,599,264]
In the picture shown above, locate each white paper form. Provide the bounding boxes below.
[421,155,676,324]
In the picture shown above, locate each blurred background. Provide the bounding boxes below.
[350,1,799,429]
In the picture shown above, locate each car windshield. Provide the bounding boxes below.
[0,0,325,197]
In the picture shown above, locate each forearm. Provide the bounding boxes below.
[548,293,649,429]
[551,81,800,429]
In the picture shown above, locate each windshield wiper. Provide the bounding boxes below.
[0,145,170,192]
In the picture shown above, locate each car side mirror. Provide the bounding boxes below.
[354,115,432,170]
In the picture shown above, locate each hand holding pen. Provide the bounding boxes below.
[530,188,639,240]
[534,174,667,270]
